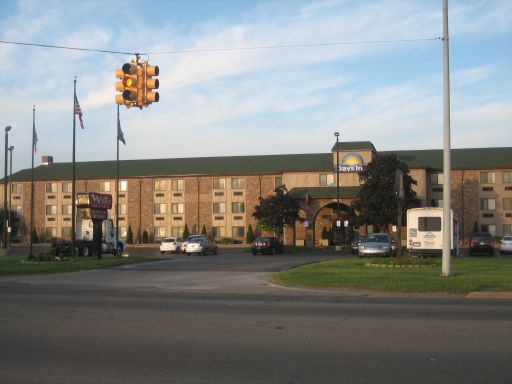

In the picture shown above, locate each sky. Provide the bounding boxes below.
[0,0,511,173]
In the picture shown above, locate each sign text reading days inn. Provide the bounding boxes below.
[334,153,367,173]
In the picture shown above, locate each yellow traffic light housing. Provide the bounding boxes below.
[115,62,139,107]
[115,58,160,108]
[142,61,160,106]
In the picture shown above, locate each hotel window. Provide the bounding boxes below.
[12,205,23,215]
[172,203,184,214]
[231,178,245,189]
[154,203,166,214]
[62,182,72,193]
[213,202,226,214]
[504,224,512,236]
[232,202,245,213]
[46,205,57,215]
[172,179,184,191]
[430,173,444,185]
[118,204,127,215]
[232,226,245,238]
[212,226,226,239]
[275,177,283,188]
[45,183,57,193]
[62,205,72,215]
[172,227,184,237]
[503,171,512,183]
[154,180,166,191]
[480,171,495,184]
[11,183,23,194]
[154,226,166,238]
[99,181,111,192]
[480,224,496,236]
[480,198,496,210]
[120,227,127,239]
[319,173,334,186]
[430,199,443,208]
[213,178,226,189]
[504,198,512,210]
[118,180,128,191]
[61,227,72,240]
[45,227,57,239]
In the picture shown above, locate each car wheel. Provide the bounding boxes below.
[82,246,89,257]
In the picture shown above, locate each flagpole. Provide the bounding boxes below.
[71,77,77,258]
[30,105,35,257]
[116,104,120,256]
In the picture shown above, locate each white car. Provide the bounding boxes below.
[500,236,512,254]
[160,237,182,254]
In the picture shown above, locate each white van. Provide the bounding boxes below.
[407,207,460,256]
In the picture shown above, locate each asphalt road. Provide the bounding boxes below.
[1,248,511,383]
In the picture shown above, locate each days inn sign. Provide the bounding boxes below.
[334,153,366,173]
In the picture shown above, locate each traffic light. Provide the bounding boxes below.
[115,62,139,107]
[141,61,160,106]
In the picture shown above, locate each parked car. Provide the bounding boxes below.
[469,232,494,256]
[184,237,217,255]
[499,236,512,255]
[251,237,283,255]
[358,233,393,257]
[350,235,365,254]
[182,235,207,253]
[159,237,182,254]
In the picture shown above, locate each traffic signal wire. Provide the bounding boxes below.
[1,36,441,57]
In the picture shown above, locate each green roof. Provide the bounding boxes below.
[10,145,512,182]
[331,141,377,152]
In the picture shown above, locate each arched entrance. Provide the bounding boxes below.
[313,202,350,246]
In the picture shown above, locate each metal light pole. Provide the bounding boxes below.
[334,132,340,245]
[3,125,12,251]
[8,145,14,248]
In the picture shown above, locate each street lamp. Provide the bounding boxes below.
[4,125,12,251]
[8,145,14,248]
[334,132,340,245]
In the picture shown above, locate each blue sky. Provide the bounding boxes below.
[0,0,511,173]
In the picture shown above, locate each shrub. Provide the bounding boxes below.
[126,226,133,244]
[142,230,149,244]
[246,225,254,244]
[183,224,190,239]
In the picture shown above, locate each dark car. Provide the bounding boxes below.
[251,237,283,255]
[469,232,494,256]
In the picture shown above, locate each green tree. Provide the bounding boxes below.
[352,154,420,231]
[252,185,302,238]
[142,230,149,244]
[31,227,39,243]
[126,225,133,244]
[246,224,254,244]
[201,224,207,235]
[183,224,190,239]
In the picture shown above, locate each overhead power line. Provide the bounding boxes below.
[0,36,441,57]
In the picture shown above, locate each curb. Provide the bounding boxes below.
[465,292,512,299]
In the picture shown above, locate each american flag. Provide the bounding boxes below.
[74,95,84,129]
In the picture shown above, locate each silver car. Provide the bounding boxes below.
[185,237,218,256]
[358,233,393,257]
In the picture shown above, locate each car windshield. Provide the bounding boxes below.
[502,236,512,241]
[472,233,492,239]
[365,235,389,243]
[162,238,175,243]
[189,238,204,244]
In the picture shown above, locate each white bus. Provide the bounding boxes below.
[407,207,460,256]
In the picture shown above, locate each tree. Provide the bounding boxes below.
[183,224,190,239]
[252,185,302,238]
[352,154,420,231]
[126,225,133,244]
[246,224,254,244]
[201,224,207,235]
[142,230,149,244]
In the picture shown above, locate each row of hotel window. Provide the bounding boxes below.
[44,202,246,216]
[43,226,248,240]
[430,198,512,210]
[12,177,273,195]
[431,171,512,185]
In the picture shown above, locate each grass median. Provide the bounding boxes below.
[273,257,512,294]
[0,255,148,275]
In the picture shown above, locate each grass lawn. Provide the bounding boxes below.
[273,257,512,293]
[0,255,148,275]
